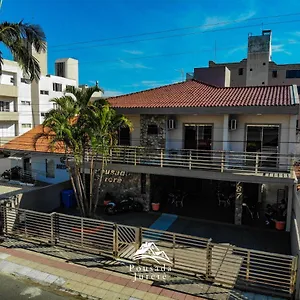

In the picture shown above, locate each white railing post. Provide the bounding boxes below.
[290,157,295,176]
[160,149,163,167]
[189,150,192,170]
[255,153,259,174]
[134,148,137,166]
[221,151,225,172]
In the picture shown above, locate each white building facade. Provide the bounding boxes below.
[0,49,79,145]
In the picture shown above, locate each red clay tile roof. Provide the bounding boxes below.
[1,125,65,153]
[108,80,295,108]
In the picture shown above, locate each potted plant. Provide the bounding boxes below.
[104,192,114,206]
[151,187,161,211]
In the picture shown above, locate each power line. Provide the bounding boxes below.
[49,12,300,50]
[50,18,300,53]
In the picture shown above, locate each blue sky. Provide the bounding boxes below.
[1,0,300,96]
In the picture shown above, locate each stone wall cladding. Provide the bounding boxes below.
[99,170,150,211]
[140,115,166,148]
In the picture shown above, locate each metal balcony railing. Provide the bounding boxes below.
[92,146,295,176]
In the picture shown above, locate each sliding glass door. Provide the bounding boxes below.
[184,124,212,150]
[246,125,279,168]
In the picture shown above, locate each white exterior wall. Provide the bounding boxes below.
[1,58,78,140]
[37,75,77,124]
[31,154,70,184]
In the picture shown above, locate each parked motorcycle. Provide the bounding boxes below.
[1,166,22,180]
[104,197,143,215]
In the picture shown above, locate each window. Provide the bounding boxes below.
[21,124,31,128]
[53,82,62,92]
[10,77,15,84]
[238,68,243,75]
[45,159,55,178]
[286,70,300,78]
[297,86,300,95]
[53,103,58,109]
[184,124,212,150]
[118,126,131,145]
[0,101,10,112]
[147,124,159,135]
[272,70,278,78]
[55,62,65,77]
[66,85,74,90]
[21,100,31,105]
[40,90,49,95]
[41,112,45,117]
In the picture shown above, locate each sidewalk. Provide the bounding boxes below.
[0,244,207,300]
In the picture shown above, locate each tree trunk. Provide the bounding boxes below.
[92,156,105,214]
[75,167,86,216]
[66,159,84,216]
[89,155,94,217]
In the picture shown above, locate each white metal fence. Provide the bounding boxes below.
[0,206,297,298]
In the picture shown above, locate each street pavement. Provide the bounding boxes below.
[0,273,76,300]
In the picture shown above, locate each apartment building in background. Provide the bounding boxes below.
[188,30,300,93]
[0,46,79,145]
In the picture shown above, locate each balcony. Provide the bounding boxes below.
[0,84,18,97]
[88,147,296,184]
[0,111,19,121]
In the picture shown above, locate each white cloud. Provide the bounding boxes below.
[118,59,152,70]
[123,50,144,55]
[103,90,123,97]
[227,44,247,55]
[202,10,256,30]
[272,44,291,56]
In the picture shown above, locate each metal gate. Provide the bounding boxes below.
[115,224,139,259]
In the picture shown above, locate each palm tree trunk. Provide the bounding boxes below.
[66,159,84,216]
[69,169,84,216]
[92,156,105,214]
[89,154,94,217]
[81,147,86,207]
[75,167,86,216]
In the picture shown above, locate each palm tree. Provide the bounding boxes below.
[36,86,131,217]
[0,21,46,81]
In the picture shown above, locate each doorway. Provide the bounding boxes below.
[246,125,279,169]
[23,157,31,173]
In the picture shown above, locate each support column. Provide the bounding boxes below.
[223,114,229,151]
[286,184,294,232]
[235,182,243,225]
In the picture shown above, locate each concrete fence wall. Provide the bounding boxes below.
[18,180,72,212]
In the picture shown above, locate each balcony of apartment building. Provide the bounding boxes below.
[0,70,18,98]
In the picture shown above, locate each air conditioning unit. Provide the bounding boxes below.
[229,117,237,131]
[167,118,176,130]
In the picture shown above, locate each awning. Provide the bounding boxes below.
[8,153,25,161]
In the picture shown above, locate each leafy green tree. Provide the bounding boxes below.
[36,86,131,217]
